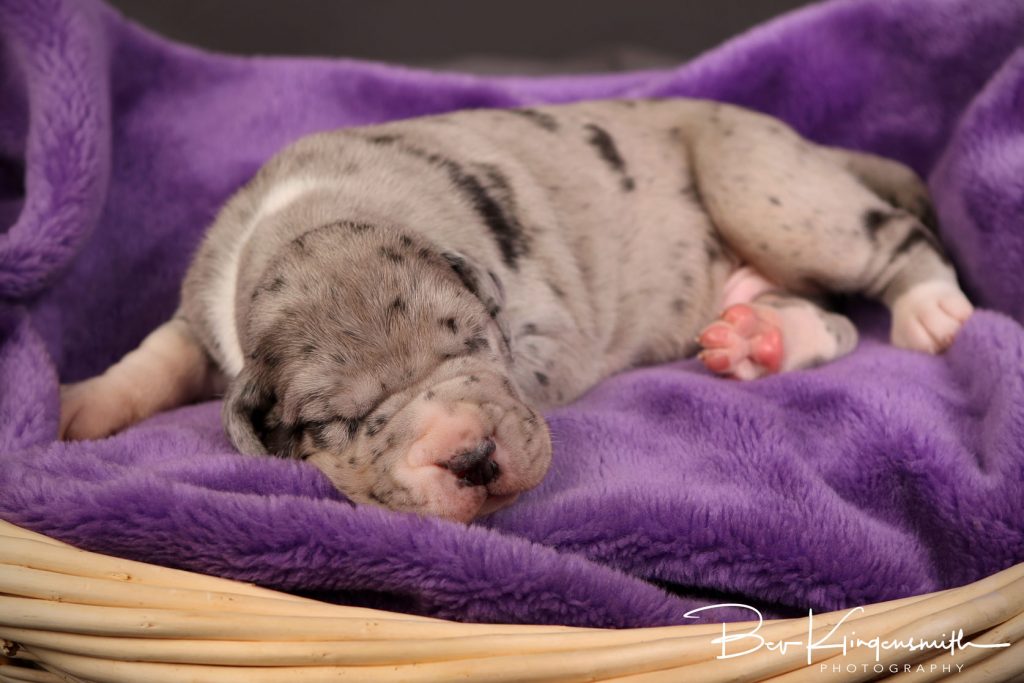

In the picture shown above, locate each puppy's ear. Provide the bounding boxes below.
[222,366,294,456]
[441,251,510,339]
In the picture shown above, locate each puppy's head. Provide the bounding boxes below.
[224,221,551,522]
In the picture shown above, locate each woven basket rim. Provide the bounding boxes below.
[1,520,1021,682]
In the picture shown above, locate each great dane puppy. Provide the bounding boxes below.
[60,99,973,522]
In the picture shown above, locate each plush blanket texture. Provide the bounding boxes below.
[1,0,1023,627]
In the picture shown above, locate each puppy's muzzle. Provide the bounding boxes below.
[394,379,549,521]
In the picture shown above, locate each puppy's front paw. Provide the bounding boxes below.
[890,281,974,354]
[59,377,136,441]
[698,303,783,380]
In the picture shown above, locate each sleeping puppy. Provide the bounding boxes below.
[60,98,973,522]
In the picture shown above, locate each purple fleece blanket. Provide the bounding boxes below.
[1,0,1023,628]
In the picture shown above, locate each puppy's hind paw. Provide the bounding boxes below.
[890,281,974,354]
[698,303,783,380]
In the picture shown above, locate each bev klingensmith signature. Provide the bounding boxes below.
[684,603,1010,666]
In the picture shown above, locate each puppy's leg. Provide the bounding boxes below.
[60,317,222,440]
[697,267,858,379]
[686,110,973,355]
[818,146,936,226]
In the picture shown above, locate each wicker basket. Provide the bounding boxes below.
[0,520,1021,682]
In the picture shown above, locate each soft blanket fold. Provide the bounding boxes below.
[1,0,1022,627]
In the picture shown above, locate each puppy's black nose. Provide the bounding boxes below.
[444,437,499,487]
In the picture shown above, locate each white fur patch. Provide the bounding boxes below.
[719,264,778,310]
[889,280,973,353]
[210,177,331,376]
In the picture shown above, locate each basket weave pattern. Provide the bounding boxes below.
[0,521,1021,682]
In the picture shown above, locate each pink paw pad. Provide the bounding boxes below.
[698,304,784,380]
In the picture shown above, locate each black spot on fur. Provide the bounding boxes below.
[469,163,530,267]
[534,371,549,387]
[521,323,538,335]
[298,414,363,452]
[548,282,566,299]
[400,235,414,247]
[671,298,686,313]
[368,490,390,505]
[442,252,481,297]
[373,137,529,267]
[425,390,436,400]
[380,246,404,263]
[919,202,939,235]
[251,340,282,369]
[290,221,374,250]
[465,335,489,353]
[893,231,927,257]
[252,275,286,302]
[237,386,279,450]
[488,271,505,299]
[682,176,707,209]
[265,421,306,459]
[368,134,399,145]
[306,421,332,450]
[389,297,407,314]
[863,209,892,237]
[769,196,781,206]
[366,414,389,437]
[441,317,459,333]
[506,108,559,132]
[704,232,725,262]
[487,301,501,318]
[583,123,635,192]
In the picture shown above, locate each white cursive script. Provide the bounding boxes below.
[683,604,1011,665]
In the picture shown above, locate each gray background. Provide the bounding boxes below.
[106,1,818,73]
